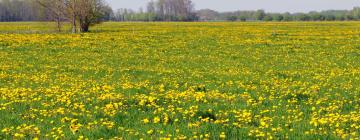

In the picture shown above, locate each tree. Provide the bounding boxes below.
[239,15,247,21]
[346,12,354,20]
[263,15,273,21]
[146,0,157,21]
[325,14,336,21]
[226,15,237,21]
[196,9,218,21]
[295,13,310,21]
[309,12,325,21]
[100,5,114,21]
[36,0,77,32]
[0,0,7,21]
[36,0,67,32]
[76,0,107,32]
[255,10,265,21]
[149,0,196,21]
[272,14,284,21]
[282,12,292,21]
[352,7,360,20]
[36,0,108,33]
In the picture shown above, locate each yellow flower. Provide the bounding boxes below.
[14,133,25,138]
[153,117,161,124]
[1,128,9,133]
[142,118,150,124]
[70,124,81,134]
[311,107,316,111]
[220,132,226,139]
[147,129,154,135]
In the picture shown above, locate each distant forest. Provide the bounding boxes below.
[1,0,360,22]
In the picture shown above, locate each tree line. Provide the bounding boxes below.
[115,7,360,22]
[0,0,49,21]
[2,0,360,22]
[0,0,197,22]
[113,0,197,21]
[2,0,360,32]
[197,9,360,22]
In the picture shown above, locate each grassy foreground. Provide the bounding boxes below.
[0,22,359,139]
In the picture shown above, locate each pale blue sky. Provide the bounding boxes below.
[106,0,360,13]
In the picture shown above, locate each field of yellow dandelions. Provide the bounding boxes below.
[0,22,359,139]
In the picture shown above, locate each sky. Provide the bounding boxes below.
[105,0,360,13]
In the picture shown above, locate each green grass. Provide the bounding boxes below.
[0,22,359,139]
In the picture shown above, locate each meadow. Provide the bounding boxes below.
[0,22,359,139]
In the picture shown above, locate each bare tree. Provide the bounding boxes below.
[76,0,106,32]
[65,0,78,33]
[151,0,195,21]
[36,0,67,32]
[147,1,156,14]
[36,0,108,33]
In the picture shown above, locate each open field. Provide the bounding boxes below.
[0,22,360,139]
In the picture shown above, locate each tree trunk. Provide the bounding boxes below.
[71,0,77,33]
[71,15,76,33]
[56,17,61,32]
[79,17,90,32]
[80,22,89,32]
[81,26,89,32]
